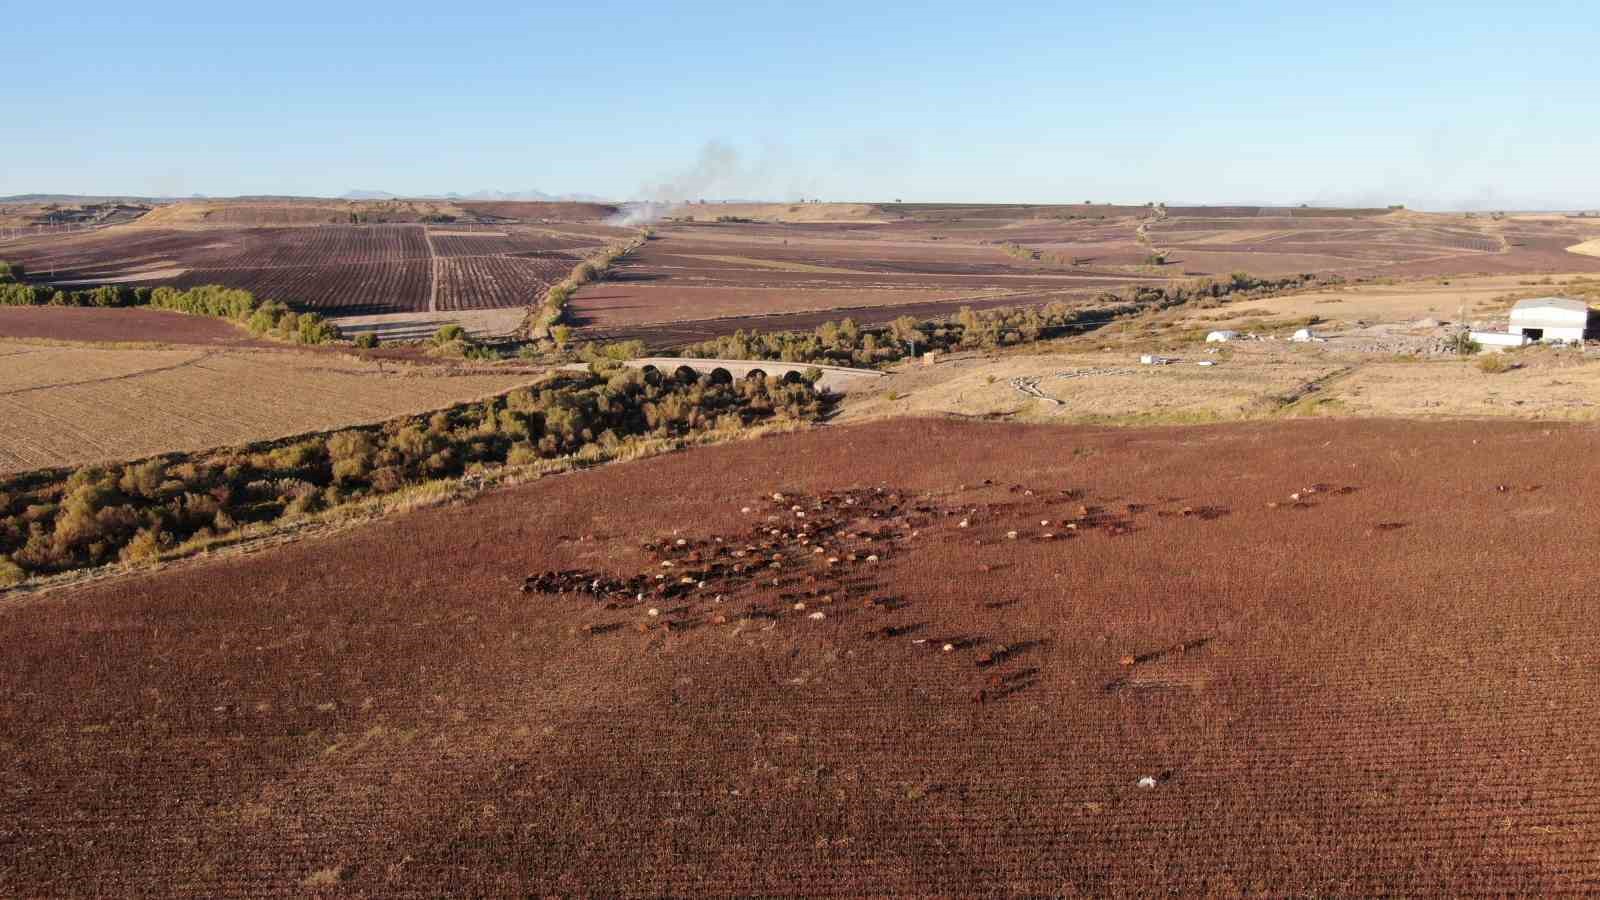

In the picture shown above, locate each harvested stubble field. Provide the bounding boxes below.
[838,350,1351,424]
[6,417,1600,894]
[0,346,536,473]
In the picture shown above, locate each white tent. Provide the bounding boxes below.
[1205,330,1239,343]
[1290,327,1319,343]
[1510,297,1591,343]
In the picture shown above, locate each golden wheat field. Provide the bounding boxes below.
[0,344,537,473]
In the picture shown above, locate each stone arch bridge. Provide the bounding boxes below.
[577,357,885,393]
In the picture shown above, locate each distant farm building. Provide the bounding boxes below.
[1508,297,1593,344]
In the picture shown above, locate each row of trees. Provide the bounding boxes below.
[0,366,825,585]
[678,272,1335,368]
[524,229,652,346]
[0,261,337,344]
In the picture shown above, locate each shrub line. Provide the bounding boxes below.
[0,262,338,346]
[0,362,824,589]
[519,227,652,346]
[673,272,1342,369]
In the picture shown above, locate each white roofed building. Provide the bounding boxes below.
[1509,297,1592,344]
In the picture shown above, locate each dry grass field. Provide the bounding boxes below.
[840,350,1349,424]
[1173,272,1600,331]
[827,270,1600,427]
[845,347,1600,425]
[6,417,1600,894]
[0,344,537,473]
[1568,238,1600,258]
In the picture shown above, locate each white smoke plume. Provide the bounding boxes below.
[607,140,806,226]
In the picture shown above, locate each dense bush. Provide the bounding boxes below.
[0,279,141,308]
[0,282,49,306]
[1476,352,1513,373]
[679,272,1335,368]
[149,284,257,318]
[0,369,825,582]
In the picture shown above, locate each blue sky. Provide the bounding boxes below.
[9,1,1598,209]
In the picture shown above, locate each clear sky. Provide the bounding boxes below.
[9,1,1598,209]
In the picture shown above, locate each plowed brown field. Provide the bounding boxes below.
[10,204,1598,341]
[0,306,270,346]
[0,222,608,316]
[5,417,1600,894]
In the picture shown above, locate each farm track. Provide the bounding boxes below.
[0,350,217,397]
[424,227,439,313]
[6,418,1600,893]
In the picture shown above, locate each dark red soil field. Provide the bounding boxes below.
[169,260,435,316]
[573,286,1113,347]
[0,306,274,346]
[1145,215,1600,280]
[5,417,1600,895]
[567,210,1600,347]
[456,201,619,222]
[567,220,1158,346]
[7,205,1598,336]
[0,223,612,316]
[427,233,583,257]
[433,255,575,312]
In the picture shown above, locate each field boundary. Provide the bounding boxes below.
[424,225,440,311]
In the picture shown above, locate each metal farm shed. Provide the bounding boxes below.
[1510,297,1593,344]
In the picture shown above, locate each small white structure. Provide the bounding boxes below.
[1510,297,1592,344]
[1469,330,1530,351]
[1205,330,1239,343]
[1290,327,1321,343]
[1139,354,1177,365]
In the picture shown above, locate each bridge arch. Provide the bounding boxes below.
[601,357,884,395]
